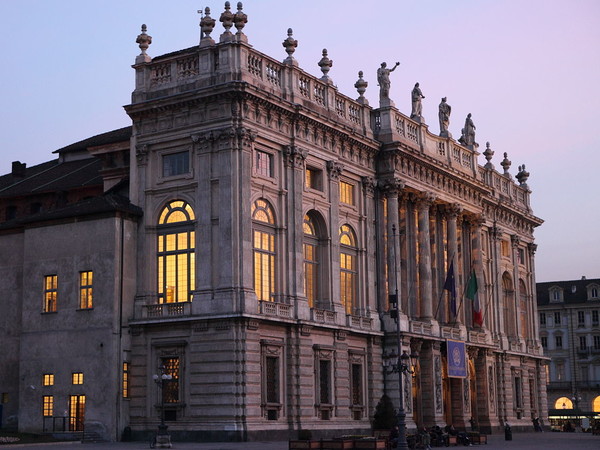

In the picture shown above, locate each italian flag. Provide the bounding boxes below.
[466,269,482,326]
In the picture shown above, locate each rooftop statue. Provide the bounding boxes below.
[377,61,400,100]
[438,97,451,137]
[411,82,425,121]
[459,113,477,147]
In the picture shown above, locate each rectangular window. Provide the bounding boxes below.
[517,248,525,264]
[501,241,510,257]
[351,363,362,406]
[593,310,599,325]
[541,336,548,348]
[72,372,84,385]
[253,230,275,302]
[79,271,93,309]
[319,359,331,405]
[539,313,546,326]
[43,275,58,313]
[579,336,587,350]
[43,374,54,386]
[1,393,8,404]
[305,167,322,191]
[554,311,561,325]
[514,376,522,409]
[122,362,130,399]
[578,311,585,327]
[555,335,563,349]
[594,335,600,350]
[162,151,190,177]
[43,395,54,417]
[162,357,180,403]
[556,362,564,380]
[255,150,273,177]
[69,395,85,431]
[340,181,355,206]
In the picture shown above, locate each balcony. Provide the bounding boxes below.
[141,301,191,319]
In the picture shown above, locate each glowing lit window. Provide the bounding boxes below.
[340,224,358,315]
[306,167,322,191]
[43,374,54,386]
[122,362,130,399]
[340,181,355,205]
[72,372,84,385]
[252,199,276,302]
[79,271,93,309]
[162,357,180,403]
[43,275,58,313]
[501,240,510,257]
[69,395,85,431]
[43,396,54,417]
[555,396,572,409]
[303,215,318,308]
[157,201,196,303]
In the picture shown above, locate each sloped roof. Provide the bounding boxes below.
[536,278,600,306]
[53,126,132,154]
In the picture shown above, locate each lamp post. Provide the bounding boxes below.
[571,391,582,427]
[383,225,419,450]
[152,365,173,449]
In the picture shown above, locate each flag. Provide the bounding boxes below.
[466,269,482,326]
[443,260,456,316]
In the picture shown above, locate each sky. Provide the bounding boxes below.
[0,0,598,282]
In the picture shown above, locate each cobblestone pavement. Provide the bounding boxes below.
[4,432,600,449]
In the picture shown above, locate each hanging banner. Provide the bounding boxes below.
[447,339,467,378]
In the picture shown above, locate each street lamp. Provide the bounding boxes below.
[571,391,582,427]
[152,365,173,449]
[385,224,419,450]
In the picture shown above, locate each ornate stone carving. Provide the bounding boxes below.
[438,97,451,137]
[411,82,425,120]
[355,71,368,105]
[377,61,400,100]
[283,145,307,168]
[379,177,404,197]
[511,234,520,248]
[135,144,148,162]
[435,355,443,413]
[501,152,512,177]
[135,25,152,64]
[527,243,538,255]
[404,372,412,413]
[516,164,530,188]
[445,203,463,218]
[483,142,494,169]
[318,49,333,83]
[458,113,477,148]
[233,2,248,39]
[199,7,216,46]
[326,160,344,179]
[416,192,436,210]
[464,378,471,413]
[361,176,376,196]
[219,1,234,41]
[282,28,298,64]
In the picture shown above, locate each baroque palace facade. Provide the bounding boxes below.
[0,4,546,442]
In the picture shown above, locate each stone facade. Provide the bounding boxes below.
[0,4,547,441]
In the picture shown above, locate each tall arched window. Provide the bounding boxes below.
[519,279,529,339]
[593,396,600,412]
[340,224,358,315]
[303,214,319,308]
[555,397,573,409]
[503,272,516,337]
[252,199,276,302]
[157,200,196,303]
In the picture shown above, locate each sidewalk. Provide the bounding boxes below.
[4,432,599,449]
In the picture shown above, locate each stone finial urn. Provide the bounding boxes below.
[220,1,234,41]
[135,24,152,64]
[318,49,333,83]
[355,71,368,105]
[282,28,298,65]
[199,7,216,46]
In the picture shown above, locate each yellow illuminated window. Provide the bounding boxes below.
[122,362,129,399]
[43,395,54,417]
[79,271,93,309]
[303,215,318,308]
[43,275,57,313]
[340,181,354,205]
[340,225,357,315]
[43,374,54,386]
[162,357,180,403]
[69,395,85,431]
[252,200,276,301]
[157,201,196,304]
[72,372,84,385]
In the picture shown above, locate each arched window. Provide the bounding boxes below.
[503,272,516,337]
[593,396,600,412]
[303,214,318,308]
[555,397,573,409]
[157,200,196,303]
[252,199,276,302]
[519,279,529,339]
[339,224,358,315]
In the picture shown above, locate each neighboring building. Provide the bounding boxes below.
[0,4,546,441]
[537,277,600,427]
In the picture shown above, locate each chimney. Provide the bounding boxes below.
[11,161,26,178]
[582,276,587,281]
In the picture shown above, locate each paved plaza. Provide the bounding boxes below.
[3,432,600,450]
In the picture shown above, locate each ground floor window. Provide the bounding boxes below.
[69,395,85,431]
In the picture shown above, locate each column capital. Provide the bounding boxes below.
[379,177,405,197]
[326,160,344,179]
[416,192,436,209]
[361,176,376,196]
[283,145,307,168]
[511,234,521,248]
[445,202,463,218]
[528,242,538,255]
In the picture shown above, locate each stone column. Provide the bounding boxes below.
[490,227,505,340]
[511,235,523,342]
[420,341,446,427]
[528,244,540,346]
[417,193,436,320]
[283,145,308,318]
[327,160,345,317]
[362,177,377,315]
[381,178,404,310]
[446,204,462,323]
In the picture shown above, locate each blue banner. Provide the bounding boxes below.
[447,339,467,378]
